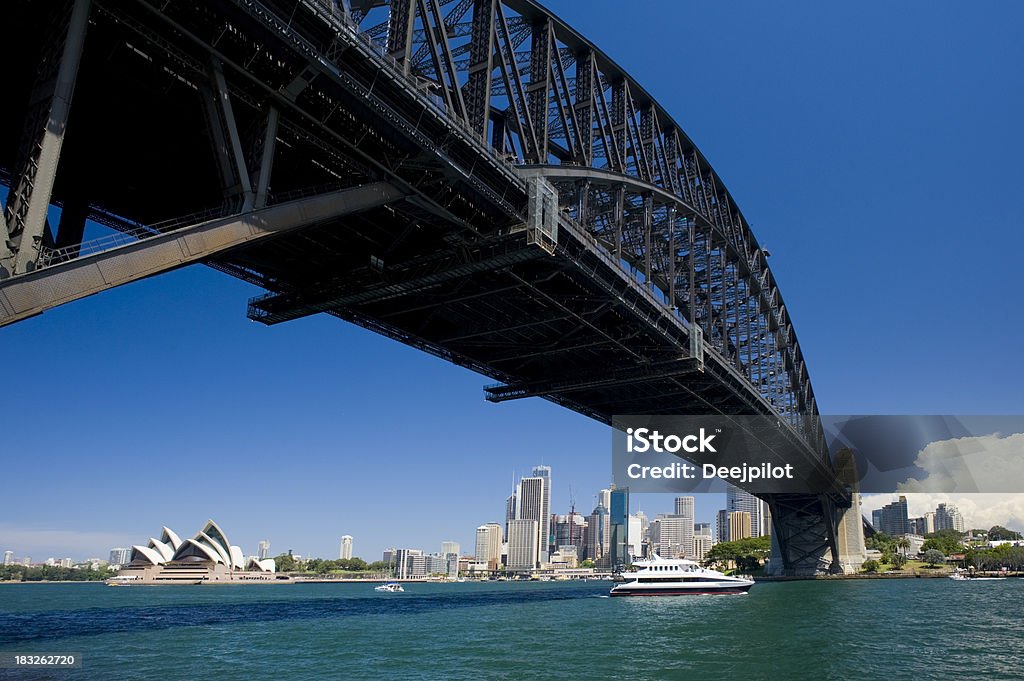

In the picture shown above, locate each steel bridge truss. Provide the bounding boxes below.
[0,0,858,575]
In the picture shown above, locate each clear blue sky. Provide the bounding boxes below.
[2,1,1022,562]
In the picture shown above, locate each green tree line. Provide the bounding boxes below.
[0,564,116,582]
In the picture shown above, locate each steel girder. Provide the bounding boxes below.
[353,0,822,447]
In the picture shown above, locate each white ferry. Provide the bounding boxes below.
[374,582,405,592]
[609,554,755,596]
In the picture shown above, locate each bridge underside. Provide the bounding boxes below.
[0,0,863,575]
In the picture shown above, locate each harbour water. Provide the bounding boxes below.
[1,578,1021,680]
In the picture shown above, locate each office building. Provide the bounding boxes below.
[554,513,587,552]
[627,514,643,558]
[609,487,629,568]
[340,535,353,560]
[674,496,695,518]
[507,518,539,571]
[475,523,503,568]
[695,523,712,538]
[394,548,424,579]
[729,511,752,541]
[505,493,517,541]
[923,511,936,535]
[531,465,553,561]
[716,509,730,543]
[727,485,768,538]
[3,550,14,566]
[441,541,460,557]
[654,515,693,558]
[257,540,270,560]
[517,476,546,567]
[692,535,713,561]
[584,504,609,562]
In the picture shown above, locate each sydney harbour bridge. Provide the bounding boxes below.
[0,0,865,574]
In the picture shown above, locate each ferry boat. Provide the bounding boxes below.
[374,582,405,592]
[609,554,755,596]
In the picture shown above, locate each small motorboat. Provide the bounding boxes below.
[374,582,405,592]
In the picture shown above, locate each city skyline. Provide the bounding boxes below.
[2,0,1022,563]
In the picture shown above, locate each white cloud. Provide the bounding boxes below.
[896,432,1024,493]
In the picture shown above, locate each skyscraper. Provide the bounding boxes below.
[674,496,695,518]
[517,476,546,567]
[505,493,517,541]
[716,510,730,543]
[531,465,552,562]
[340,535,353,560]
[441,541,460,557]
[257,540,270,560]
[585,504,609,562]
[692,535,713,561]
[876,497,910,536]
[2,551,12,566]
[654,516,693,558]
[609,487,630,568]
[507,518,539,571]
[727,485,768,538]
[475,523,503,567]
[935,503,965,532]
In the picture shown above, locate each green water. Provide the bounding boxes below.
[0,579,1021,680]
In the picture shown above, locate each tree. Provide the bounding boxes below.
[922,529,964,556]
[895,536,911,557]
[988,525,1022,541]
[922,549,945,567]
[274,553,298,572]
[579,559,595,568]
[862,559,880,573]
[891,554,907,570]
[702,536,772,572]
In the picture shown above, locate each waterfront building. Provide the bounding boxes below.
[394,549,425,579]
[729,511,752,541]
[517,476,546,567]
[507,518,539,571]
[108,547,131,566]
[475,523,503,569]
[340,535,353,560]
[876,496,910,536]
[382,548,397,566]
[257,540,270,560]
[114,520,279,584]
[935,503,965,532]
[716,509,730,543]
[3,550,13,566]
[531,465,553,561]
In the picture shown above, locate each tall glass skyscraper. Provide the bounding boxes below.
[609,487,629,568]
[531,465,552,562]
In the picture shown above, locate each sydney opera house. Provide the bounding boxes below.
[110,519,290,585]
